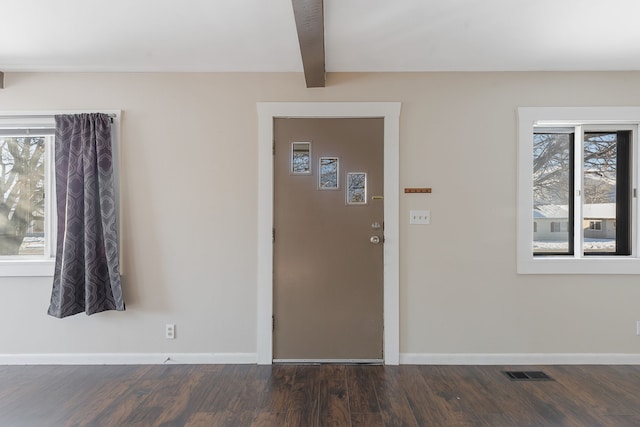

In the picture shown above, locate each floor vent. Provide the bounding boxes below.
[503,371,553,381]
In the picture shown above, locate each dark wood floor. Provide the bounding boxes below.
[1,364,639,426]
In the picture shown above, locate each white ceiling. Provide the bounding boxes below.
[2,0,640,72]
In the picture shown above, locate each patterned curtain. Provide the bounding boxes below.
[47,113,125,318]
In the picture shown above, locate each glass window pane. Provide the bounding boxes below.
[0,136,46,256]
[346,172,367,204]
[291,142,311,174]
[319,157,339,189]
[533,133,572,254]
[583,132,618,254]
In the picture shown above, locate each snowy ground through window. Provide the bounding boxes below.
[534,238,615,252]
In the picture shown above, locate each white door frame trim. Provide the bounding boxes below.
[257,102,401,365]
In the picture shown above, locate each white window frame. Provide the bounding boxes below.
[0,111,120,277]
[518,107,640,274]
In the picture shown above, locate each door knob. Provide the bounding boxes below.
[370,235,381,244]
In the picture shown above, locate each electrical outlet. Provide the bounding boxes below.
[166,324,175,340]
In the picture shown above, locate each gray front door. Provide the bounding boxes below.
[273,118,384,361]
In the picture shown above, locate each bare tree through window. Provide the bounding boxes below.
[0,136,46,255]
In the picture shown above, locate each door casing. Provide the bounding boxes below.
[256,102,401,365]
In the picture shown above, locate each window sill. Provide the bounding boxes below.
[0,260,55,277]
[518,256,640,275]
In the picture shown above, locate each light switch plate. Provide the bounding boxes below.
[410,210,430,225]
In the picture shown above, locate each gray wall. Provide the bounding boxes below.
[1,72,639,359]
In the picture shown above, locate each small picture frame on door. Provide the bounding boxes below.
[346,172,367,204]
[319,157,339,189]
[291,142,311,174]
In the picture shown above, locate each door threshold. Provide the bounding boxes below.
[273,359,383,365]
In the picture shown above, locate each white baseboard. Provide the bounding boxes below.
[3,352,639,366]
[400,353,640,365]
[273,359,383,364]
[0,353,257,365]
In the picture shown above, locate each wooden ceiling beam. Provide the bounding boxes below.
[291,0,325,88]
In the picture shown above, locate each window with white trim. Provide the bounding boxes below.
[0,117,56,275]
[518,107,640,274]
[0,112,120,277]
[0,129,50,256]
